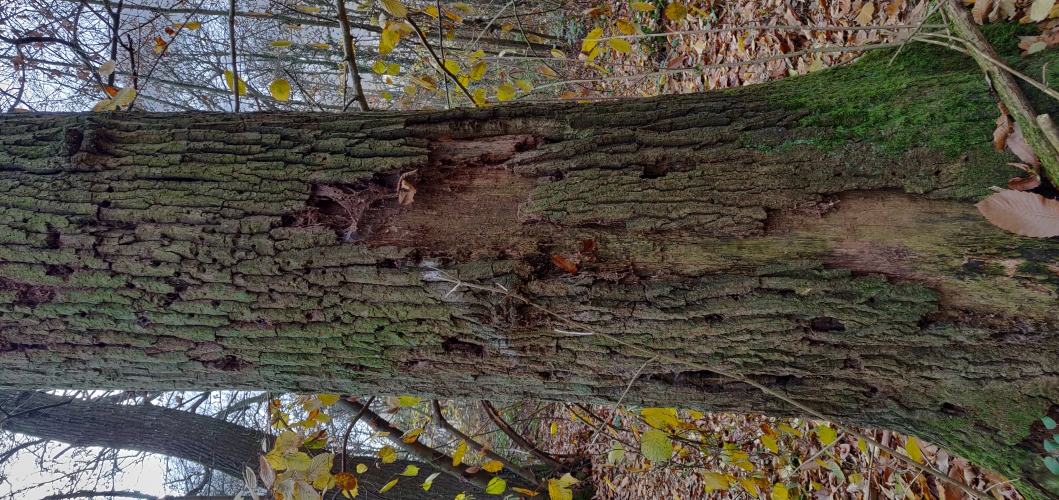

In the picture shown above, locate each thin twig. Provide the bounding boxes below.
[890,0,945,65]
[436,0,450,109]
[589,356,656,444]
[340,396,374,473]
[227,0,239,112]
[406,17,476,105]
[481,400,562,469]
[334,0,369,111]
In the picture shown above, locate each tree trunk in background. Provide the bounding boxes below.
[0,391,478,499]
[1,43,1058,498]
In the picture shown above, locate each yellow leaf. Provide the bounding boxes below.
[857,2,875,26]
[641,408,680,430]
[378,0,408,17]
[294,5,321,13]
[773,483,789,500]
[379,478,398,493]
[172,21,201,30]
[372,60,387,74]
[92,98,114,112]
[550,49,566,58]
[482,460,503,473]
[423,5,439,17]
[265,450,288,470]
[761,434,779,454]
[539,65,558,78]
[272,40,294,47]
[548,479,573,500]
[307,453,333,482]
[777,424,803,437]
[443,60,459,75]
[403,428,423,443]
[456,494,466,500]
[665,2,688,21]
[379,24,400,54]
[496,83,516,101]
[378,446,397,464]
[486,477,506,495]
[422,472,441,491]
[809,57,823,72]
[469,61,486,81]
[858,439,868,453]
[356,463,368,474]
[513,487,539,497]
[472,88,487,105]
[630,1,655,11]
[293,481,320,500]
[607,38,632,53]
[452,440,467,466]
[581,27,603,52]
[906,436,923,463]
[738,477,760,498]
[273,430,299,454]
[381,91,393,100]
[401,465,420,476]
[269,79,291,101]
[515,80,533,91]
[444,9,464,23]
[282,24,302,29]
[307,42,329,49]
[110,87,136,108]
[453,2,474,14]
[701,471,730,492]
[640,428,672,462]
[816,425,837,446]
[286,452,312,471]
[501,22,513,31]
[386,63,400,75]
[550,422,558,434]
[616,18,637,34]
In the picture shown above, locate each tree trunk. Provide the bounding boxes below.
[1,43,1058,498]
[0,391,480,499]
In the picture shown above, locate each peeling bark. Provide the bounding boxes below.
[1,44,1058,498]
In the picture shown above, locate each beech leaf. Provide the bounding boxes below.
[1007,124,1040,166]
[269,79,290,101]
[641,428,673,462]
[1031,0,1056,21]
[977,190,1059,237]
[98,60,116,76]
[551,255,577,273]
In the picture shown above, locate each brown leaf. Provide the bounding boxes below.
[972,0,993,23]
[994,103,1013,151]
[1008,173,1042,191]
[580,238,597,254]
[551,255,578,273]
[464,466,481,474]
[1007,123,1040,166]
[397,170,418,205]
[977,190,1059,237]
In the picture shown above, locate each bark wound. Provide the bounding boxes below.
[291,134,543,257]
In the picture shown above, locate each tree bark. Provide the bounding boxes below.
[1,43,1058,498]
[0,391,480,499]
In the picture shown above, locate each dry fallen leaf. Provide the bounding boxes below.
[973,0,993,24]
[397,170,417,205]
[1006,123,1040,166]
[977,190,1059,237]
[994,104,1013,151]
[551,255,578,273]
[1007,162,1042,191]
[580,238,597,254]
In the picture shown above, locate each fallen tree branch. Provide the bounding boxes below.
[942,0,1059,183]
